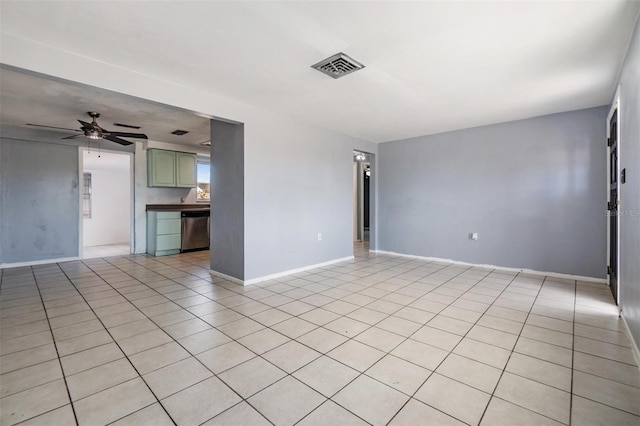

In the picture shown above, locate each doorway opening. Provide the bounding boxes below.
[353,150,373,256]
[80,148,133,259]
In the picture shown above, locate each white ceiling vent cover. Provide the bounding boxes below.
[311,53,365,79]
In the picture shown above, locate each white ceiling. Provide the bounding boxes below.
[1,1,638,143]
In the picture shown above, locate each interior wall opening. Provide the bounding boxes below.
[353,150,373,255]
[80,148,133,259]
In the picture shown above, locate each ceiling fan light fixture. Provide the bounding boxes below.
[86,133,101,140]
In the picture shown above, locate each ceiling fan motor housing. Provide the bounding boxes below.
[85,129,102,139]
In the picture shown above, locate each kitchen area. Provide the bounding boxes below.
[144,148,211,257]
[0,67,215,267]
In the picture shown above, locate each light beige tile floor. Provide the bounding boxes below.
[1,245,639,425]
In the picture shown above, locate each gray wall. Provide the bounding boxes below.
[210,120,245,280]
[0,138,79,263]
[243,112,377,281]
[615,16,640,351]
[379,107,608,278]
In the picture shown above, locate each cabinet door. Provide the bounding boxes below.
[148,149,176,187]
[176,152,197,188]
[157,234,181,251]
[156,218,181,235]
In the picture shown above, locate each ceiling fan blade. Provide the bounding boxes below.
[26,123,81,132]
[61,134,83,140]
[112,122,141,129]
[103,134,134,146]
[77,119,92,129]
[105,131,148,139]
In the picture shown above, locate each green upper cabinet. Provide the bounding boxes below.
[148,149,176,187]
[147,149,196,188]
[176,152,197,188]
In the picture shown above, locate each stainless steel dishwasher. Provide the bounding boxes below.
[181,210,210,252]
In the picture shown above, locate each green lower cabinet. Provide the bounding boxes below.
[147,211,181,256]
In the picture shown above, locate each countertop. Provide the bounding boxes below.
[146,204,210,212]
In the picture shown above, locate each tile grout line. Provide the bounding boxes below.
[52,262,178,426]
[385,265,520,426]
[570,276,577,425]
[3,251,637,425]
[135,252,457,425]
[230,261,459,424]
[89,257,277,426]
[290,262,473,425]
[3,256,540,422]
[27,265,80,426]
[80,259,261,425]
[477,274,569,426]
[327,264,490,426]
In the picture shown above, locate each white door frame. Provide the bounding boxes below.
[606,86,621,310]
[352,150,375,251]
[78,147,135,258]
[353,162,358,242]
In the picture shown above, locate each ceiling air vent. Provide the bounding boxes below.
[171,129,189,136]
[311,52,365,79]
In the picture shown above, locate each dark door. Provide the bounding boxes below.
[608,110,618,304]
[363,167,370,229]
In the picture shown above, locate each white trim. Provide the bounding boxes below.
[1,257,81,269]
[79,147,134,258]
[129,154,136,255]
[78,147,84,259]
[621,314,640,367]
[359,161,365,241]
[209,269,245,286]
[373,250,606,283]
[210,255,355,286]
[615,92,622,307]
[245,256,355,285]
[606,88,622,309]
[353,162,358,242]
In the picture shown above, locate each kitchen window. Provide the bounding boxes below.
[197,161,210,202]
[82,172,92,218]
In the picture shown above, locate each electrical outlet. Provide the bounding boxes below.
[470,233,478,241]
[317,233,322,241]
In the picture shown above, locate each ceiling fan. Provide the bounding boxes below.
[26,111,147,145]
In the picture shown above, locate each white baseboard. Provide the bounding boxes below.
[621,314,640,367]
[208,269,245,286]
[372,250,606,283]
[210,255,355,286]
[0,256,81,269]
